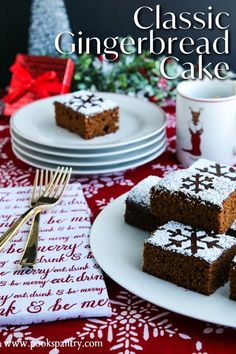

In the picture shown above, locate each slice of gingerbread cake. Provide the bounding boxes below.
[150,159,236,234]
[125,176,161,232]
[54,91,119,139]
[143,221,236,295]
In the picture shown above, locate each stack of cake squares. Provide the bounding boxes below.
[125,159,236,298]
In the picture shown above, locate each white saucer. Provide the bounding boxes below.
[12,138,166,167]
[10,92,166,150]
[12,143,166,175]
[11,127,166,158]
[90,193,236,328]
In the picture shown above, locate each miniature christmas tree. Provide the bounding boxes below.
[28,0,73,56]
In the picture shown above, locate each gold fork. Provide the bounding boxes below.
[19,169,54,268]
[0,166,72,252]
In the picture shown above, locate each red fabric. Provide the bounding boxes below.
[0,104,235,353]
[2,54,74,116]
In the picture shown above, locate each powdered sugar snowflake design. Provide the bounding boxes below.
[0,160,33,187]
[152,163,180,177]
[96,197,115,210]
[181,174,214,194]
[68,93,105,110]
[0,326,44,342]
[163,227,223,255]
[76,290,191,353]
[196,163,236,182]
[77,172,134,198]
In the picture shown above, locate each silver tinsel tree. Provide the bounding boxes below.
[28,0,74,56]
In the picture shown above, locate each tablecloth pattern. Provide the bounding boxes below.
[0,104,235,354]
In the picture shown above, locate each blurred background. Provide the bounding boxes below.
[0,0,235,87]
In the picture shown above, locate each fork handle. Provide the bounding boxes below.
[0,206,37,251]
[19,212,40,268]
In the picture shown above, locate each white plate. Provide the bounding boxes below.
[12,136,166,167]
[11,128,166,158]
[90,193,236,328]
[13,143,166,175]
[10,92,166,150]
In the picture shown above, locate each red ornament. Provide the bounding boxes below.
[139,68,147,76]
[149,95,158,103]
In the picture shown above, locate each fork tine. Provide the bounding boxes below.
[42,167,61,197]
[46,170,52,189]
[50,170,54,182]
[45,169,49,187]
[54,168,72,199]
[0,167,71,255]
[32,170,39,202]
[49,167,69,198]
[45,170,54,191]
[39,169,44,196]
[48,170,54,188]
[45,167,66,198]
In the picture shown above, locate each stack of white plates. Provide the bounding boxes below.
[10,92,167,175]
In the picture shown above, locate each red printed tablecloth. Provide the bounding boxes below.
[0,104,235,354]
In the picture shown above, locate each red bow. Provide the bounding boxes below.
[4,62,63,104]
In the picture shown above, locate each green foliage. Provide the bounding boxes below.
[72,52,181,104]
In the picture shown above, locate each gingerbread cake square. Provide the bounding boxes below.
[150,159,236,233]
[229,256,236,300]
[143,221,236,295]
[125,176,161,232]
[54,91,119,139]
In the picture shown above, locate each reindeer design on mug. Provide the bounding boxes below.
[182,107,204,156]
